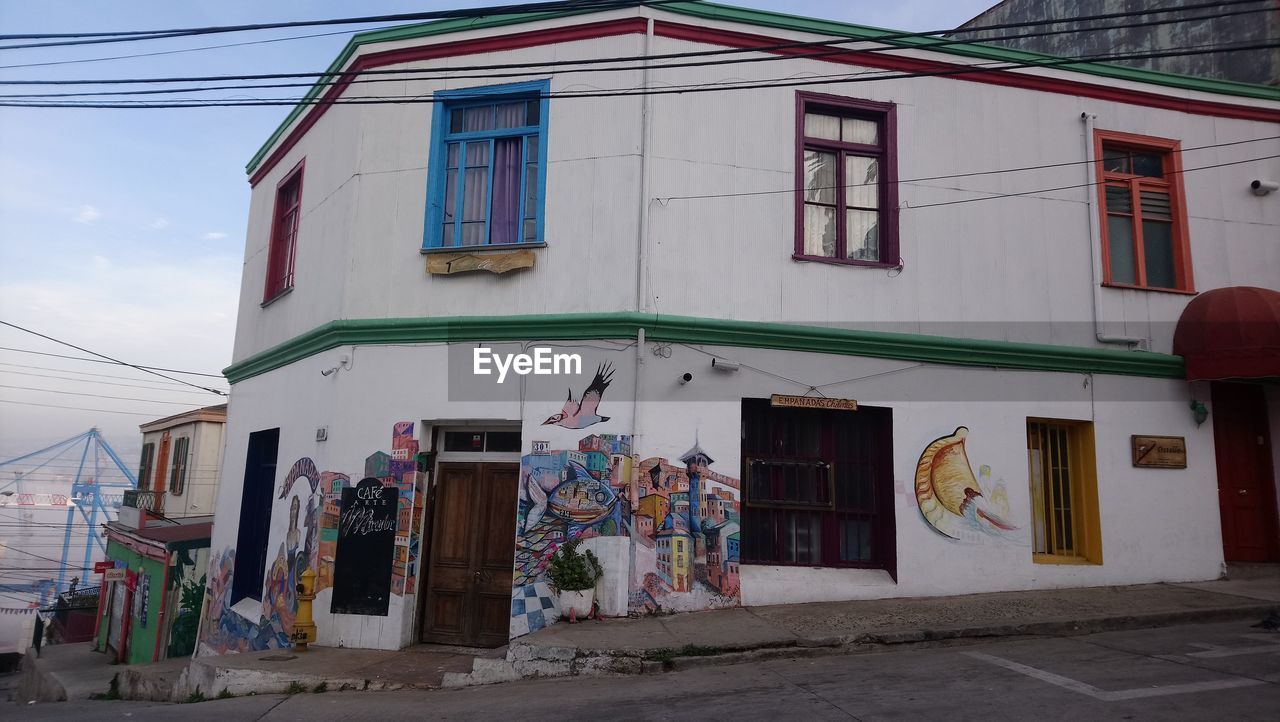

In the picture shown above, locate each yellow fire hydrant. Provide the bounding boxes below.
[292,568,317,651]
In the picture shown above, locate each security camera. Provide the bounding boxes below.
[711,358,740,372]
[1251,179,1278,196]
[678,372,693,385]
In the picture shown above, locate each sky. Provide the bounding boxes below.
[0,0,996,465]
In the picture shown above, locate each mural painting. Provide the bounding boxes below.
[199,424,424,655]
[165,546,209,659]
[914,426,1018,540]
[541,364,614,430]
[512,433,631,636]
[630,438,742,614]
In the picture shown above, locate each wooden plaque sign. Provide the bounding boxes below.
[770,394,858,411]
[1131,435,1187,469]
[330,477,399,616]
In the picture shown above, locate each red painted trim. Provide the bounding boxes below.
[248,17,1278,187]
[152,553,171,662]
[655,22,1280,124]
[249,18,648,186]
[263,159,305,303]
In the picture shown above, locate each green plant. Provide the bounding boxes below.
[285,681,307,695]
[216,688,235,700]
[312,681,327,693]
[186,688,206,704]
[545,539,604,592]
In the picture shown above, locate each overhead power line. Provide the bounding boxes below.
[0,368,228,395]
[0,346,225,379]
[4,38,1277,109]
[0,0,1263,87]
[0,399,182,417]
[0,361,227,387]
[0,0,669,48]
[5,5,1271,101]
[0,384,222,406]
[0,322,226,395]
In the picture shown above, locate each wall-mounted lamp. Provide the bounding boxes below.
[710,358,740,372]
[678,372,693,385]
[1190,399,1209,426]
[1251,179,1278,196]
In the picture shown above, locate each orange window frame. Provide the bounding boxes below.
[1093,130,1194,293]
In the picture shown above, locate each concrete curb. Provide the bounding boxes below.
[526,601,1280,679]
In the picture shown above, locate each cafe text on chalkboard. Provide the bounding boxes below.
[330,477,399,616]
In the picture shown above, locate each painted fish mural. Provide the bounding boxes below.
[914,427,1017,539]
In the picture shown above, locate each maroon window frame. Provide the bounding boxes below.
[263,160,304,304]
[740,398,896,574]
[793,92,898,267]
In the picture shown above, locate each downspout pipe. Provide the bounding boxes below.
[1081,111,1149,350]
[635,15,654,316]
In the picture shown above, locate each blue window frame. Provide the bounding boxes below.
[423,80,550,250]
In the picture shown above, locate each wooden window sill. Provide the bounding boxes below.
[1032,553,1100,565]
[792,253,901,270]
[260,286,294,308]
[420,242,547,254]
[1101,282,1196,296]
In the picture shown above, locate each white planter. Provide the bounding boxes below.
[559,588,594,619]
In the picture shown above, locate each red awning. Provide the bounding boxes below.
[1173,286,1280,381]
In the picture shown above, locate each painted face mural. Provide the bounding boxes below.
[914,426,1019,540]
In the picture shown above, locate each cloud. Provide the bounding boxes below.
[72,205,101,224]
[202,231,227,241]
[149,217,170,230]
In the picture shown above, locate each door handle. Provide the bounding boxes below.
[1238,489,1248,496]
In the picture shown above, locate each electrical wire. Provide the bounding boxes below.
[2,4,1269,99]
[0,1,1263,86]
[0,0,669,47]
[5,38,1276,108]
[0,400,176,417]
[0,385,217,406]
[0,346,225,378]
[0,369,228,395]
[0,322,226,395]
[0,361,227,387]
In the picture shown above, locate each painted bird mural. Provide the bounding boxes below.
[914,426,1017,539]
[542,363,614,429]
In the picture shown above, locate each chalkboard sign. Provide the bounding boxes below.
[330,477,399,616]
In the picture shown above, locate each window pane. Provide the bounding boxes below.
[839,518,872,562]
[524,163,538,218]
[449,108,463,133]
[842,117,878,145]
[486,431,521,452]
[803,150,836,204]
[804,112,840,141]
[844,155,878,209]
[1102,148,1129,174]
[1143,220,1176,288]
[1139,190,1171,220]
[846,210,879,261]
[460,222,485,246]
[803,204,836,257]
[526,99,540,126]
[443,169,457,221]
[523,219,537,242]
[443,431,485,452]
[1104,185,1132,213]
[446,142,460,169]
[462,168,488,221]
[491,137,522,244]
[441,222,454,246]
[465,140,490,167]
[1107,216,1137,284]
[462,105,492,132]
[1132,152,1163,178]
[495,102,525,128]
[526,134,539,160]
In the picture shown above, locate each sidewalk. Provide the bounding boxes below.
[16,568,1280,702]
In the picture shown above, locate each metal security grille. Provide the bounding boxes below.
[1028,421,1077,556]
[740,399,894,570]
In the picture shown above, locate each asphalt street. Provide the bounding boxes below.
[9,620,1280,720]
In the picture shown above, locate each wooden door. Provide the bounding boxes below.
[421,463,518,647]
[1213,382,1280,562]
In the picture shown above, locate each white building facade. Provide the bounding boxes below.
[198,2,1280,655]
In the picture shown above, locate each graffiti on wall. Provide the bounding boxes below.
[914,426,1018,540]
[512,433,631,637]
[630,438,741,615]
[199,424,425,655]
[541,364,615,430]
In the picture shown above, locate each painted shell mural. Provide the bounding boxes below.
[914,427,1017,539]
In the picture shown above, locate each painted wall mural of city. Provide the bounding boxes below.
[511,431,742,637]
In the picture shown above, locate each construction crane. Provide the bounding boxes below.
[0,428,137,593]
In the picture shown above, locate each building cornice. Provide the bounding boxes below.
[222,312,1185,384]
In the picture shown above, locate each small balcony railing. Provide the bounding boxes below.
[122,489,165,513]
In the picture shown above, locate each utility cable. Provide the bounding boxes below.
[0,400,179,417]
[0,321,226,395]
[0,346,226,378]
[0,384,221,406]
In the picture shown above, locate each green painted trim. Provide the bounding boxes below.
[661,1,1280,101]
[245,2,1278,176]
[223,312,1184,383]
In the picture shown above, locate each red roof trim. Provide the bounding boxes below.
[249,17,1278,187]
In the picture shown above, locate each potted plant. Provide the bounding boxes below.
[545,539,603,619]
